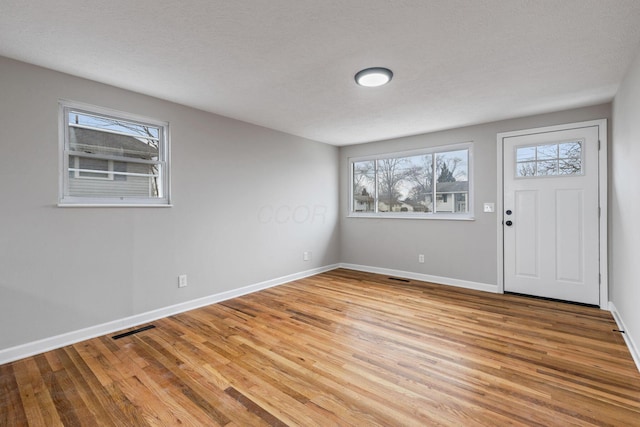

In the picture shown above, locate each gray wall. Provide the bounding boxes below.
[612,49,640,354]
[0,56,340,350]
[0,52,626,357]
[339,104,611,287]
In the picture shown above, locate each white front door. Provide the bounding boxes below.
[502,125,600,305]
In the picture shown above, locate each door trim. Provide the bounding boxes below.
[496,119,608,309]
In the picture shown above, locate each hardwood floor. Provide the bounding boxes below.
[1,268,639,426]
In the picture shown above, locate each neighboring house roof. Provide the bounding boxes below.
[70,127,158,159]
[433,181,469,193]
[403,182,468,207]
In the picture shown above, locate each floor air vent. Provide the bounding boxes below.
[388,277,411,283]
[112,324,156,340]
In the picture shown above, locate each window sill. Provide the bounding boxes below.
[348,213,475,221]
[58,203,173,208]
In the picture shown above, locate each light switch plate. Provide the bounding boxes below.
[483,203,495,213]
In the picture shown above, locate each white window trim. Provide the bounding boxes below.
[58,100,172,207]
[348,142,474,220]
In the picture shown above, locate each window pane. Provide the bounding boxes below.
[69,160,158,198]
[559,141,581,159]
[516,146,536,162]
[352,161,375,212]
[558,141,582,175]
[435,149,468,213]
[517,161,536,177]
[68,112,159,161]
[537,160,558,176]
[403,154,432,212]
[559,157,581,174]
[78,157,109,179]
[537,144,558,160]
[377,157,408,212]
[69,111,160,139]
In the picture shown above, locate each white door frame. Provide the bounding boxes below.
[496,119,608,309]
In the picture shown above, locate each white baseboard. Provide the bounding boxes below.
[339,263,498,294]
[0,264,340,365]
[609,302,640,373]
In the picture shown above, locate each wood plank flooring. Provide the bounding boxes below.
[1,268,639,426]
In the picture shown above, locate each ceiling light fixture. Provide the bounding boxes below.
[355,67,393,87]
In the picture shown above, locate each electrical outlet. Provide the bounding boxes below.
[178,274,188,288]
[418,254,425,263]
[303,251,311,261]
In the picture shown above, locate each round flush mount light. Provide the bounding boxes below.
[354,67,393,87]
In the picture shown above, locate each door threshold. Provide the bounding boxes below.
[504,292,599,308]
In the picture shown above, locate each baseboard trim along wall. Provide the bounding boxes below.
[339,263,499,294]
[609,302,640,373]
[10,264,628,369]
[0,264,340,365]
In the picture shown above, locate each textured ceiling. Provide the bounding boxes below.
[1,0,640,145]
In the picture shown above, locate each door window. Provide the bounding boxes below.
[516,141,582,177]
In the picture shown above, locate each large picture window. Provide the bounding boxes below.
[350,143,472,219]
[59,101,170,206]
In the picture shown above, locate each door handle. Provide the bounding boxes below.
[505,220,513,226]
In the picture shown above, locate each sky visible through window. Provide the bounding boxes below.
[69,111,160,141]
